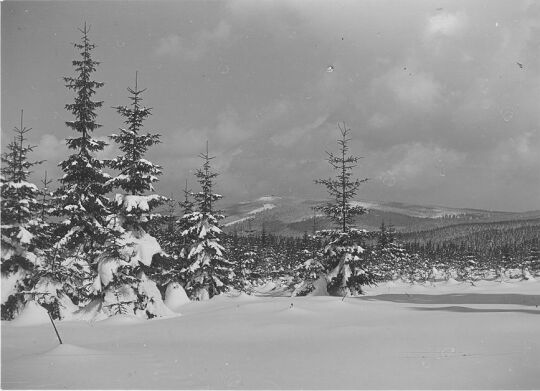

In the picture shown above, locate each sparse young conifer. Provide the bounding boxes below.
[314,122,374,296]
[182,143,234,300]
[51,24,112,309]
[1,110,44,319]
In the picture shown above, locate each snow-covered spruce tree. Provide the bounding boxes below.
[290,231,324,295]
[456,249,481,285]
[313,122,374,296]
[30,171,55,257]
[153,193,177,254]
[24,171,83,320]
[154,180,197,309]
[370,222,411,282]
[523,240,539,279]
[292,254,325,296]
[232,238,258,292]
[45,24,113,315]
[1,111,44,319]
[147,181,194,294]
[181,143,234,300]
[163,180,195,279]
[144,193,180,292]
[97,72,171,319]
[174,180,195,258]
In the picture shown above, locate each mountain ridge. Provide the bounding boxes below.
[220,195,540,236]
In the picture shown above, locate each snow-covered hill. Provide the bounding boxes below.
[221,195,540,236]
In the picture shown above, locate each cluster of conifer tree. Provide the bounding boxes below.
[1,25,379,321]
[1,25,234,320]
[3,25,538,321]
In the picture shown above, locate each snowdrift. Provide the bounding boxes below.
[2,279,539,389]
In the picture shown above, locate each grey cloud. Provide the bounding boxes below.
[155,20,232,60]
[3,0,539,211]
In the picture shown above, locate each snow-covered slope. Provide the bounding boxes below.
[2,280,539,389]
[248,203,276,215]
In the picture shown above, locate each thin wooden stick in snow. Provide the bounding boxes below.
[47,311,63,344]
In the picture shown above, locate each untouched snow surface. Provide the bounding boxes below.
[2,280,539,389]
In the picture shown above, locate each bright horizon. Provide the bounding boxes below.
[2,1,540,212]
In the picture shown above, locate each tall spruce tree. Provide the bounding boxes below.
[108,72,163,229]
[1,110,43,319]
[181,143,234,300]
[51,23,112,308]
[314,122,374,296]
[96,72,171,319]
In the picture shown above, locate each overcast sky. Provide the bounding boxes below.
[2,0,540,212]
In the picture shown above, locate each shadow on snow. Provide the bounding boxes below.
[359,293,540,315]
[409,305,540,315]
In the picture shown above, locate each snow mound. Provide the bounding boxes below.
[41,344,104,356]
[164,282,190,312]
[96,314,145,325]
[11,301,50,326]
[444,278,461,285]
[308,276,329,296]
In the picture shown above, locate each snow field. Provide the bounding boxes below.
[2,279,539,389]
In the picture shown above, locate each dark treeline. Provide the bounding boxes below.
[399,218,540,245]
[400,220,540,263]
